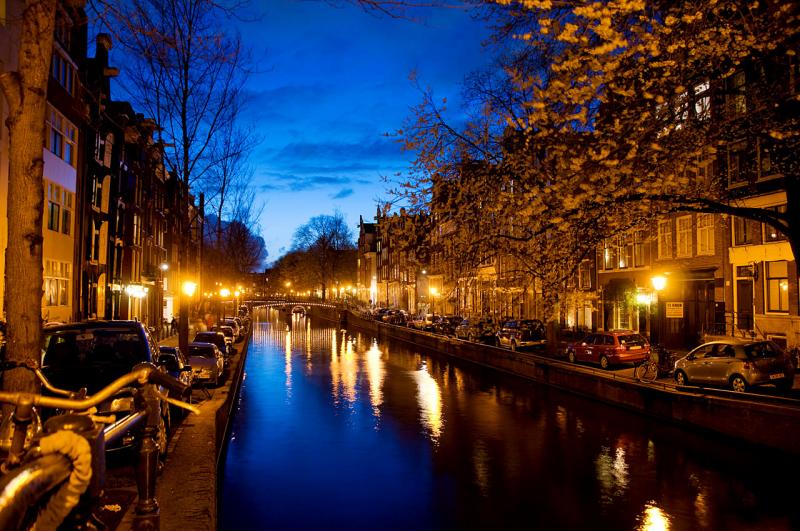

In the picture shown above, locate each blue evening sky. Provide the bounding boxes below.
[239,0,493,262]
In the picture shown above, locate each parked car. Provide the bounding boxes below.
[212,325,236,353]
[565,330,650,369]
[40,320,171,453]
[496,319,547,351]
[383,310,410,326]
[186,342,225,387]
[157,346,194,416]
[220,318,242,340]
[674,340,795,392]
[455,318,497,344]
[194,330,231,363]
[410,314,439,333]
[433,316,463,337]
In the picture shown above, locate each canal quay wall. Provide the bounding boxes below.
[124,332,251,530]
[308,306,800,456]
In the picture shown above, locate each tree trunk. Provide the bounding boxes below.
[0,0,57,396]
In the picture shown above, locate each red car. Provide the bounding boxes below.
[566,330,650,369]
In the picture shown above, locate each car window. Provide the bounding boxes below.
[744,342,781,358]
[582,334,595,345]
[617,334,647,346]
[42,327,148,391]
[690,344,714,359]
[188,345,216,358]
[603,335,614,345]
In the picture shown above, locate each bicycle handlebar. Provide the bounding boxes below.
[0,363,189,411]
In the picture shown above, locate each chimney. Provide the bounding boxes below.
[95,33,113,65]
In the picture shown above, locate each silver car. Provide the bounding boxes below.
[674,340,795,392]
[186,342,225,387]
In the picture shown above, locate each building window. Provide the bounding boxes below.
[46,183,73,235]
[765,261,789,313]
[578,261,592,290]
[46,106,77,166]
[694,80,711,120]
[696,214,714,255]
[618,234,633,269]
[44,260,71,307]
[51,50,75,95]
[133,214,141,246]
[633,230,646,267]
[733,216,759,246]
[764,205,788,243]
[676,216,692,257]
[603,239,617,270]
[657,221,672,259]
[728,70,746,115]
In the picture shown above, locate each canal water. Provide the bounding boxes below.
[220,309,799,530]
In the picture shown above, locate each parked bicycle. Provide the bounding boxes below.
[635,344,675,383]
[0,359,197,530]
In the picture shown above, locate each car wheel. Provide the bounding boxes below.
[599,355,610,370]
[730,374,748,392]
[468,333,475,343]
[674,370,688,386]
[567,350,576,363]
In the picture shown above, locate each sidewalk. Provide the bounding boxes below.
[111,329,248,530]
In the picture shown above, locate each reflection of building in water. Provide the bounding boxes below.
[365,339,384,414]
[414,361,443,441]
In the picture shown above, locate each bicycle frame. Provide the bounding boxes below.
[0,362,198,530]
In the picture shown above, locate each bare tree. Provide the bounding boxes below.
[291,212,356,300]
[95,0,250,353]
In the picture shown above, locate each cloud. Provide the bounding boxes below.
[331,188,354,200]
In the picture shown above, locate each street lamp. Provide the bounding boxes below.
[650,275,667,344]
[429,286,439,316]
[220,288,231,319]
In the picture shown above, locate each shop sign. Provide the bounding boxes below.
[666,302,684,319]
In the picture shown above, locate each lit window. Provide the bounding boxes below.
[43,260,71,307]
[766,261,789,312]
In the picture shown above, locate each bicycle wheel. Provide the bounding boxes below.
[636,362,658,383]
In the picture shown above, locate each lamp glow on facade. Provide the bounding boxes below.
[220,288,231,298]
[182,281,197,297]
[125,284,148,299]
[159,262,169,272]
[651,275,667,292]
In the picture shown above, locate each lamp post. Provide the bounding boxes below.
[220,288,231,319]
[429,286,439,316]
[182,280,197,335]
[159,263,169,338]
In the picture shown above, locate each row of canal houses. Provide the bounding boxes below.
[358,93,798,352]
[0,3,202,329]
